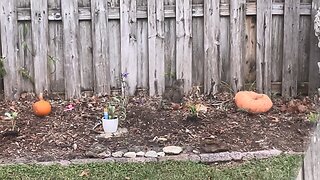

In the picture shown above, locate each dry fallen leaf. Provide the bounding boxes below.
[195,104,208,113]
[79,169,90,177]
[297,104,307,113]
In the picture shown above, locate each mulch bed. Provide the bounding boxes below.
[0,91,318,163]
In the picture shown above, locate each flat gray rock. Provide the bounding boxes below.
[124,152,137,158]
[145,151,158,158]
[163,146,183,155]
[136,151,145,157]
[112,151,125,158]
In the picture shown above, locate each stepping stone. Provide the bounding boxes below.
[124,152,136,158]
[145,151,158,158]
[163,146,183,155]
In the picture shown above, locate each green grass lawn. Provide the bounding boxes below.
[0,155,302,180]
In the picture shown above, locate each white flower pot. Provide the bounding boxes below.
[102,118,118,133]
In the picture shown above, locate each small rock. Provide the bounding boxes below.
[98,151,111,158]
[85,143,109,158]
[145,151,158,158]
[112,151,124,158]
[124,152,136,158]
[192,150,200,154]
[163,146,183,155]
[157,152,165,157]
[136,151,145,157]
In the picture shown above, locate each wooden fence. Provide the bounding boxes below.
[0,0,319,99]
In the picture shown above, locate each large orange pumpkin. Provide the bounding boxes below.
[234,91,273,113]
[32,93,51,117]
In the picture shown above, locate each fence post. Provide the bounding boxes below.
[282,0,300,97]
[229,0,246,92]
[120,0,138,96]
[148,0,165,96]
[31,0,49,95]
[256,0,272,95]
[61,0,81,99]
[176,0,192,94]
[91,0,111,95]
[0,0,20,100]
[204,0,220,95]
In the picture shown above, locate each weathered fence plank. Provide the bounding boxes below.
[256,0,272,95]
[48,0,64,92]
[271,16,284,83]
[0,0,20,99]
[229,0,246,92]
[31,0,49,94]
[136,0,148,89]
[164,0,176,87]
[91,0,111,94]
[204,0,220,95]
[17,22,34,92]
[148,0,165,96]
[120,0,138,95]
[109,0,121,89]
[78,0,93,91]
[220,17,230,84]
[308,1,320,95]
[176,0,192,93]
[282,0,300,97]
[61,0,81,99]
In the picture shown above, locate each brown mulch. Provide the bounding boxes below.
[0,91,318,163]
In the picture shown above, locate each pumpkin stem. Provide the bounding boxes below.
[38,93,43,100]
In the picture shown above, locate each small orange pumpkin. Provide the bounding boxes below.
[32,93,51,117]
[234,91,273,113]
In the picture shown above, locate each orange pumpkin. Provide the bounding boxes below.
[32,93,51,116]
[234,91,273,113]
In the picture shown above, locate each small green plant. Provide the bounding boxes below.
[189,104,198,117]
[105,72,129,121]
[0,57,6,78]
[4,112,18,131]
[307,112,319,123]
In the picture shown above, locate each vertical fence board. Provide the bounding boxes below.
[220,17,230,84]
[91,0,111,94]
[308,0,320,95]
[299,16,311,83]
[164,0,176,87]
[61,0,81,99]
[176,0,192,93]
[256,0,272,94]
[79,22,93,91]
[244,17,256,85]
[136,0,148,89]
[31,0,49,94]
[48,0,64,92]
[120,0,138,95]
[109,0,121,89]
[0,0,20,99]
[18,22,34,92]
[271,15,284,83]
[192,17,204,88]
[282,0,300,97]
[78,0,93,91]
[230,0,246,92]
[148,0,165,96]
[204,0,220,94]
[137,20,148,89]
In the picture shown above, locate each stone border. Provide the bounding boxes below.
[0,149,305,166]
